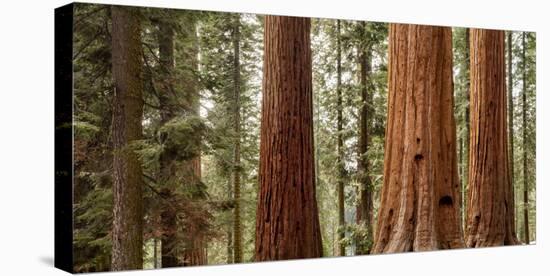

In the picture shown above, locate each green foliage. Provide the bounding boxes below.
[159,115,206,161]
[312,18,387,256]
[72,3,537,271]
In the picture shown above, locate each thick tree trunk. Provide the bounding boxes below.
[110,6,144,270]
[232,14,243,263]
[355,21,374,255]
[372,24,464,253]
[521,32,530,244]
[335,19,346,257]
[156,19,181,269]
[255,15,323,261]
[465,29,519,247]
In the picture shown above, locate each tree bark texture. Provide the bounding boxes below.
[255,15,323,261]
[372,24,464,253]
[465,29,519,247]
[111,6,144,270]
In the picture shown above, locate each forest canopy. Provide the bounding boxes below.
[70,3,536,272]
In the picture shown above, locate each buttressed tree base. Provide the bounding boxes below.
[55,2,537,273]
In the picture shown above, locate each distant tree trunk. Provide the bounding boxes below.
[335,19,346,257]
[226,178,233,264]
[465,29,519,247]
[182,230,207,266]
[182,157,208,266]
[232,14,243,263]
[521,32,530,244]
[182,19,208,267]
[372,24,464,253]
[153,239,158,269]
[462,29,470,228]
[110,6,144,270]
[156,19,181,269]
[355,21,373,255]
[255,15,323,261]
[506,31,517,236]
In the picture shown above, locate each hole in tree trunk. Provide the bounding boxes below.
[439,195,453,206]
[414,154,423,161]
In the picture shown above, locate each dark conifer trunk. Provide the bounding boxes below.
[521,32,530,244]
[232,14,243,263]
[255,15,323,261]
[110,6,144,270]
[335,19,346,257]
[226,178,234,263]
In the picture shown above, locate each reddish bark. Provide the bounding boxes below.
[255,15,323,261]
[465,29,519,247]
[372,24,464,253]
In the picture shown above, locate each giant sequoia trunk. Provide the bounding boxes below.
[232,14,243,264]
[335,19,346,257]
[111,6,144,270]
[355,21,374,256]
[372,24,464,253]
[255,15,323,261]
[465,29,519,247]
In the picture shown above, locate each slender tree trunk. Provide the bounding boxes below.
[226,178,234,264]
[255,15,323,261]
[372,24,464,253]
[465,29,519,247]
[521,32,530,244]
[462,29,470,229]
[153,239,158,269]
[110,6,144,270]
[355,21,373,255]
[335,19,346,257]
[156,19,181,269]
[507,31,518,237]
[232,14,243,263]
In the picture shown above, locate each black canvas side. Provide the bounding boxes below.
[55,3,74,273]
